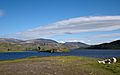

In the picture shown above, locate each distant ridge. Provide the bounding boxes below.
[0,38,24,43]
[0,38,89,52]
[87,40,120,49]
[0,38,58,44]
[63,42,89,49]
[0,38,119,52]
[23,38,58,44]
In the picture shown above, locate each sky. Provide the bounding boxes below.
[0,0,120,44]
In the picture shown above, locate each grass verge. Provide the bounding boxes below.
[0,56,120,75]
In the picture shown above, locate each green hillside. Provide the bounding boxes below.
[87,40,120,49]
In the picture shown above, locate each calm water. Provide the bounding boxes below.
[0,49,120,60]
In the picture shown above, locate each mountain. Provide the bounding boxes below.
[0,38,89,52]
[0,38,58,44]
[3,38,120,52]
[63,42,89,49]
[0,38,24,43]
[87,40,120,49]
[0,38,68,52]
[23,38,58,44]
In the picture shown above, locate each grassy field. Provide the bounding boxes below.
[0,56,120,75]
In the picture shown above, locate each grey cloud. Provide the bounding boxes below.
[5,16,120,39]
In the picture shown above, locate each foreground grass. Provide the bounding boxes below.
[0,56,120,75]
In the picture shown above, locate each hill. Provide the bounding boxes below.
[0,38,63,52]
[87,40,120,49]
[0,38,68,52]
[0,38,89,52]
[63,42,89,49]
[23,38,58,44]
[0,38,120,52]
[0,38,24,43]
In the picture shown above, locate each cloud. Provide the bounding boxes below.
[4,16,120,40]
[58,38,87,44]
[0,10,4,17]
[65,38,87,42]
[91,33,120,39]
